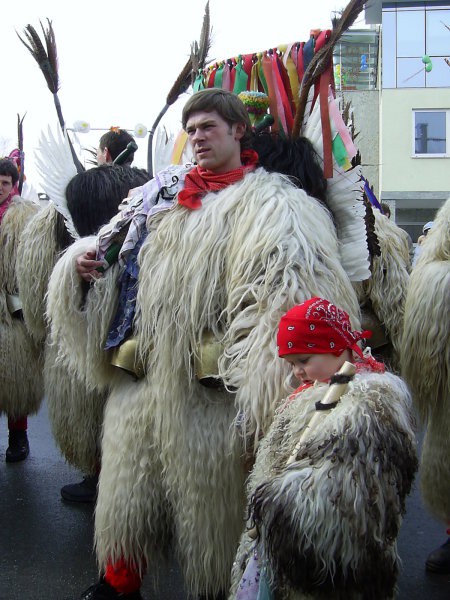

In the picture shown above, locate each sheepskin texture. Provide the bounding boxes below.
[16,202,60,345]
[15,205,107,471]
[354,209,410,370]
[401,197,450,523]
[94,169,361,597]
[0,198,44,416]
[229,371,418,600]
[46,235,120,393]
[44,338,107,473]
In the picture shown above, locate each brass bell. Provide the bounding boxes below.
[194,330,225,389]
[6,294,23,317]
[360,307,389,349]
[110,336,145,379]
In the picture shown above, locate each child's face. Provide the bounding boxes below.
[283,352,348,384]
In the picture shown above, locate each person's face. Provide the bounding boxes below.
[185,109,245,173]
[282,352,347,385]
[0,174,13,204]
[97,146,110,165]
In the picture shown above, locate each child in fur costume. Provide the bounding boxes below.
[231,297,418,600]
[0,157,42,462]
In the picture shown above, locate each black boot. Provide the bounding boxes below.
[67,578,143,599]
[6,429,29,462]
[425,537,450,573]
[61,474,99,503]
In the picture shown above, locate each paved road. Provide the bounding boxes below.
[1,402,449,600]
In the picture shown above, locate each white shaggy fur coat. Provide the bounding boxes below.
[401,197,450,524]
[229,370,417,599]
[0,197,43,418]
[89,168,361,596]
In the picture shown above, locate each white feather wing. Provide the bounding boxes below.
[302,93,371,282]
[35,126,79,239]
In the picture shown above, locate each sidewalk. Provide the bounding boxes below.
[1,402,449,599]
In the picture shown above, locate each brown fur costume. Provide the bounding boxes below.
[401,197,450,524]
[229,371,417,599]
[0,197,43,418]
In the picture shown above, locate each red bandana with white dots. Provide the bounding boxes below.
[277,297,372,358]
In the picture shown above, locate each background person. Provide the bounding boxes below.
[0,158,42,462]
[402,199,450,574]
[412,220,434,267]
[97,128,137,166]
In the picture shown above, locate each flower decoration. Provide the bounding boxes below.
[134,123,148,138]
[73,120,90,133]
[238,91,270,127]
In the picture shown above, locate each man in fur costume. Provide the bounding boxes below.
[16,164,149,500]
[48,88,362,600]
[0,158,43,462]
[401,198,450,573]
[231,297,417,599]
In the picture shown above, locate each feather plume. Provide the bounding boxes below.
[293,0,365,137]
[148,2,211,175]
[166,1,211,106]
[18,19,84,173]
[17,19,59,94]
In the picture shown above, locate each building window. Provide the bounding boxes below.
[382,5,450,88]
[413,110,449,156]
[333,30,379,91]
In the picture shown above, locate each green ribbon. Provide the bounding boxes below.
[233,56,248,94]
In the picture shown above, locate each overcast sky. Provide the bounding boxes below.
[1,0,366,187]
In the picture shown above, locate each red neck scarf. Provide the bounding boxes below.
[178,149,259,210]
[0,194,14,227]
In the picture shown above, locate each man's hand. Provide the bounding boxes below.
[75,249,105,282]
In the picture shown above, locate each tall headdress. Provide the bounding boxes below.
[187,0,370,282]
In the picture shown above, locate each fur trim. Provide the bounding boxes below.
[46,236,119,393]
[401,197,450,522]
[0,198,40,292]
[231,372,417,599]
[44,339,106,472]
[16,203,60,344]
[0,198,43,415]
[0,315,43,415]
[95,375,247,596]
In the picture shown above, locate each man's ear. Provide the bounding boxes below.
[104,147,113,162]
[234,122,246,140]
